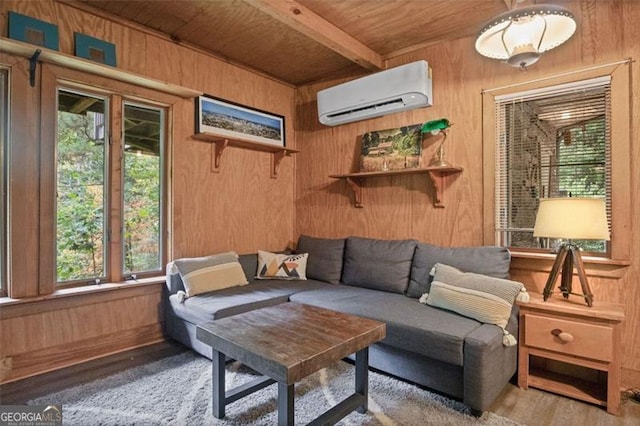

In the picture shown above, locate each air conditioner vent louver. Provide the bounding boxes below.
[326,98,405,119]
[317,60,432,126]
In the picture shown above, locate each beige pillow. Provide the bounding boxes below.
[174,251,248,298]
[256,251,308,280]
[431,263,528,304]
[420,263,529,346]
[426,281,514,329]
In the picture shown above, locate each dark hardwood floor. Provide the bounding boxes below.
[1,341,639,425]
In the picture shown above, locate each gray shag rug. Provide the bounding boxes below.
[30,351,519,425]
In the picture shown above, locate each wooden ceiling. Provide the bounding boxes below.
[75,0,513,86]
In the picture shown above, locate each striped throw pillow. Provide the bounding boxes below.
[174,251,248,298]
[421,263,529,346]
[431,263,529,304]
[426,281,513,329]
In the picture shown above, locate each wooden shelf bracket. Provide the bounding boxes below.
[271,149,297,179]
[345,177,363,208]
[428,170,447,208]
[211,140,229,173]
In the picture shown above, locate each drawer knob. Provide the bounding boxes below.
[551,328,574,343]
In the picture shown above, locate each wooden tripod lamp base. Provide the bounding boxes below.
[542,244,594,307]
[534,197,609,308]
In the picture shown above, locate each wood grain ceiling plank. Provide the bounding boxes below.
[299,0,509,58]
[244,0,383,70]
[169,0,359,85]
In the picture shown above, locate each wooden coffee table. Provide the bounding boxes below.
[196,302,386,425]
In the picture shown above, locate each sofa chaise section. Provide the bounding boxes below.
[165,253,333,358]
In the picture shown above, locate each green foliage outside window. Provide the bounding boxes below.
[556,118,607,252]
[123,149,161,274]
[56,93,163,283]
[56,109,106,282]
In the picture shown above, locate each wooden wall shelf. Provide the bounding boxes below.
[0,37,202,98]
[329,166,463,208]
[192,132,299,178]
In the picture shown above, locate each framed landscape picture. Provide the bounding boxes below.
[196,95,285,147]
[360,124,423,172]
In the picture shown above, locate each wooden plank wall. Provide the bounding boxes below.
[0,0,296,382]
[294,0,640,388]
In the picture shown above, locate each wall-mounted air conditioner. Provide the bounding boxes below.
[317,60,432,126]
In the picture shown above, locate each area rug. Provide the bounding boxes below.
[30,351,519,425]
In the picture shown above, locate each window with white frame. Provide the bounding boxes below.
[494,76,611,255]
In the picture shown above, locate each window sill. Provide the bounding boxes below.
[510,251,630,279]
[0,277,165,308]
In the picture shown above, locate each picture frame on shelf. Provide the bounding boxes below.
[360,124,423,172]
[8,11,59,50]
[195,95,285,147]
[74,33,117,66]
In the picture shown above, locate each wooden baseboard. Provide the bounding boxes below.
[1,324,164,384]
[622,368,640,390]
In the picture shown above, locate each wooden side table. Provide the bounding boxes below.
[517,293,625,415]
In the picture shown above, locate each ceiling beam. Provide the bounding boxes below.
[244,0,383,71]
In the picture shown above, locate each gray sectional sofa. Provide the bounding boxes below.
[164,235,518,412]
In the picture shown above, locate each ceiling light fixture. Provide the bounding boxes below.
[475,4,577,70]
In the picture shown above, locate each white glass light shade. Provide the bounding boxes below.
[533,198,610,240]
[475,5,576,68]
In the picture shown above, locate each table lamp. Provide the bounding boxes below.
[421,118,452,167]
[533,197,609,307]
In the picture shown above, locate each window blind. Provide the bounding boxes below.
[494,76,612,253]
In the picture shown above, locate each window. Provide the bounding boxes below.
[56,89,108,282]
[122,103,163,275]
[0,69,8,294]
[56,88,166,285]
[494,77,611,255]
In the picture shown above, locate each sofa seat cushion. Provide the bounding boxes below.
[288,285,380,311]
[290,287,485,366]
[169,279,331,324]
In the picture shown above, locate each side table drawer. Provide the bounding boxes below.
[524,314,613,361]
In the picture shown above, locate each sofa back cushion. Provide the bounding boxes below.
[342,237,417,294]
[295,235,345,284]
[238,253,258,281]
[407,243,511,298]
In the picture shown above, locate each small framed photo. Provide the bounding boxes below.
[8,11,59,50]
[196,95,285,147]
[74,33,117,67]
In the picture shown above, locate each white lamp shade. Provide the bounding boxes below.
[533,198,610,240]
[475,5,576,62]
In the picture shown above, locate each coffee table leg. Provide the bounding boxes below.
[278,382,294,426]
[212,349,226,419]
[355,347,369,414]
